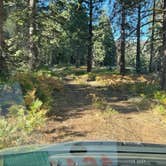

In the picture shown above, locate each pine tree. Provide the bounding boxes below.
[120,0,126,75]
[87,0,93,72]
[68,0,88,67]
[29,0,38,70]
[86,0,104,72]
[136,1,141,73]
[93,11,116,67]
[161,0,166,90]
[149,0,156,72]
[0,0,7,75]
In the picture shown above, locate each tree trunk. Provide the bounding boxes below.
[149,0,156,72]
[136,2,141,74]
[87,0,93,72]
[120,3,126,75]
[0,0,6,75]
[75,47,80,68]
[29,0,38,70]
[161,0,166,90]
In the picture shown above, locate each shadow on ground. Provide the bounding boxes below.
[50,83,93,121]
[44,125,87,142]
[50,79,155,120]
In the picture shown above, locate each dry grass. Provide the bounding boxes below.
[33,68,166,144]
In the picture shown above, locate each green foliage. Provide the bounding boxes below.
[67,1,88,66]
[73,69,87,76]
[152,91,166,118]
[132,82,160,96]
[13,72,63,110]
[153,105,166,116]
[87,73,97,82]
[134,85,166,116]
[0,0,164,84]
[93,12,116,66]
[154,91,166,105]
[0,71,56,148]
[111,81,160,97]
[0,117,17,149]
[0,96,47,149]
[91,93,118,116]
[105,106,119,115]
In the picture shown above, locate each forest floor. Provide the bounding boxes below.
[38,67,166,144]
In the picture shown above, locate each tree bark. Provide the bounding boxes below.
[136,2,141,74]
[120,2,126,75]
[29,0,38,70]
[0,0,6,75]
[87,0,93,72]
[161,0,166,90]
[149,0,156,72]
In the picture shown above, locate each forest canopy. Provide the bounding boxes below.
[0,0,166,89]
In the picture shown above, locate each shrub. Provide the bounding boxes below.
[91,94,118,117]
[154,91,166,105]
[74,70,86,76]
[0,71,63,148]
[0,96,47,149]
[105,106,119,116]
[13,72,63,110]
[128,82,160,96]
[153,105,166,116]
[0,117,17,149]
[91,94,107,110]
[87,73,97,82]
[35,74,63,107]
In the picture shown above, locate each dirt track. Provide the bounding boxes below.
[38,75,166,144]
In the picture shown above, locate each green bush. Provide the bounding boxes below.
[87,73,97,82]
[13,72,63,110]
[105,106,119,116]
[0,97,47,149]
[91,93,118,116]
[0,71,64,148]
[129,82,159,96]
[153,105,166,116]
[154,91,166,105]
[74,70,86,76]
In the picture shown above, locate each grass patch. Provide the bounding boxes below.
[152,91,166,120]
[91,93,118,116]
[153,105,166,116]
[87,73,97,82]
[50,66,87,78]
[91,93,107,110]
[105,106,119,116]
[154,91,166,105]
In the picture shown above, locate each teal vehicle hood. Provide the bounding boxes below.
[1,141,166,166]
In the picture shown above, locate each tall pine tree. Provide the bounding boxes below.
[0,0,7,75]
[94,11,116,67]
[161,0,166,90]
